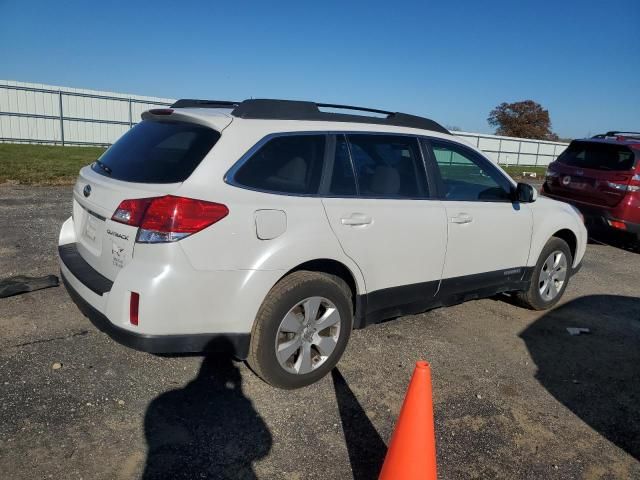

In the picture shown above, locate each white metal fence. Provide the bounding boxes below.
[0,80,569,166]
[455,131,568,167]
[0,80,172,146]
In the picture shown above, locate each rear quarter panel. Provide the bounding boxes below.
[173,122,367,295]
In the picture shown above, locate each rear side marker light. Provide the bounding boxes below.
[111,196,229,243]
[130,292,140,325]
[608,220,627,230]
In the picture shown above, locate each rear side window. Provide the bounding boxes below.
[346,134,428,198]
[92,120,220,183]
[322,135,357,196]
[557,141,636,171]
[233,135,326,194]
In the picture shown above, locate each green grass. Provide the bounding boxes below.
[501,165,547,179]
[0,143,106,185]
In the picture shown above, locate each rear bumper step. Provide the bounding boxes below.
[60,272,250,358]
[58,243,113,295]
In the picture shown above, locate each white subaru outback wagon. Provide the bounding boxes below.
[58,99,587,388]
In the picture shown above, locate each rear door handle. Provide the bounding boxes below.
[450,213,473,224]
[341,213,372,226]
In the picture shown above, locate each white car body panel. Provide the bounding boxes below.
[322,198,447,293]
[57,106,587,356]
[442,201,533,278]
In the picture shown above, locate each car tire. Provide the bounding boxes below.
[247,271,353,389]
[516,237,573,311]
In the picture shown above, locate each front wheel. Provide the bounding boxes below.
[247,271,353,389]
[517,237,573,310]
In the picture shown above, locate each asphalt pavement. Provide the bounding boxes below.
[1,184,639,479]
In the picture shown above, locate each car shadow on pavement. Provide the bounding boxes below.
[588,228,639,254]
[520,295,640,460]
[142,338,272,480]
[331,368,387,480]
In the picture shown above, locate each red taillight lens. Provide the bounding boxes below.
[608,219,627,230]
[141,196,228,233]
[111,195,229,243]
[112,198,153,226]
[130,292,140,325]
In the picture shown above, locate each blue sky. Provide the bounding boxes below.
[1,0,638,138]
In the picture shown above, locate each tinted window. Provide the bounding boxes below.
[346,134,428,198]
[431,140,512,201]
[323,135,357,196]
[557,141,636,171]
[234,135,325,194]
[92,120,220,183]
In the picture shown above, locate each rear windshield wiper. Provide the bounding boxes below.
[95,160,112,175]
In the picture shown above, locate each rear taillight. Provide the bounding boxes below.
[111,195,229,243]
[608,219,627,230]
[605,181,640,193]
[112,198,154,226]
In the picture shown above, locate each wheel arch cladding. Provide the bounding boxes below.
[552,228,577,260]
[283,259,359,312]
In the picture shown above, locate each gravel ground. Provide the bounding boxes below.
[0,184,639,480]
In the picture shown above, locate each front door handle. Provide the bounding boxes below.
[341,213,372,226]
[450,213,473,224]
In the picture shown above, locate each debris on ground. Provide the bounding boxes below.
[0,275,59,298]
[566,327,591,336]
[51,362,62,370]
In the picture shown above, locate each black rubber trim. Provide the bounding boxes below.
[572,261,583,275]
[354,267,534,329]
[171,98,450,134]
[61,273,250,358]
[58,243,113,295]
[86,208,107,222]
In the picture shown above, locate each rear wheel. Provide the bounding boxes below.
[517,237,572,310]
[247,271,353,389]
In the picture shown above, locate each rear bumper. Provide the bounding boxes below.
[542,186,640,236]
[61,272,250,357]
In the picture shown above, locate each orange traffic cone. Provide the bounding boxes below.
[379,361,437,480]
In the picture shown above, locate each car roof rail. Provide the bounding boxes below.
[171,98,450,135]
[592,131,640,139]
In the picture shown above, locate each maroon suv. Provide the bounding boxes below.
[542,132,640,242]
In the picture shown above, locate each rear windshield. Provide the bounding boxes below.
[557,141,636,171]
[92,120,220,183]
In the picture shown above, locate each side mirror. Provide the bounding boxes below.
[514,182,537,203]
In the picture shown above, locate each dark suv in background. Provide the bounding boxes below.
[542,132,640,243]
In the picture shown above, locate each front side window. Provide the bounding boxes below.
[346,134,428,198]
[233,135,326,194]
[431,140,512,201]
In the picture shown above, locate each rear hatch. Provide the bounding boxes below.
[72,117,223,281]
[545,140,637,207]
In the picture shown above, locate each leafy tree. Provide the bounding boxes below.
[488,100,558,140]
